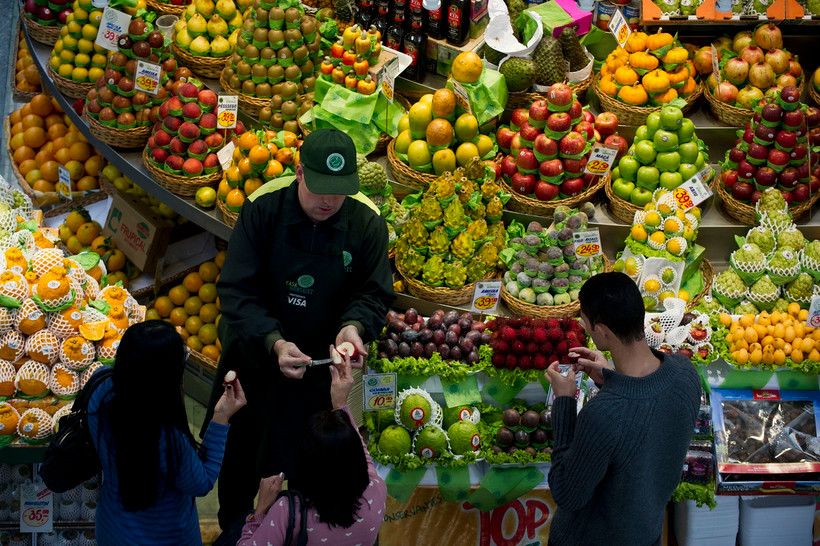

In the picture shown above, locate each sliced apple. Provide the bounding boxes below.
[337,341,359,361]
[224,370,237,383]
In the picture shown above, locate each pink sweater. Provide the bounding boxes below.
[237,405,386,546]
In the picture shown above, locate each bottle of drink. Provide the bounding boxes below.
[426,0,444,40]
[445,0,470,47]
[385,7,407,50]
[354,4,372,30]
[370,0,392,42]
[408,0,424,25]
[403,9,427,82]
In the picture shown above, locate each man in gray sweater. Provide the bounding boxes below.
[545,272,702,546]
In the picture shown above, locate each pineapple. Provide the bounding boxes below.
[451,231,475,261]
[422,256,446,286]
[428,226,450,255]
[444,261,467,288]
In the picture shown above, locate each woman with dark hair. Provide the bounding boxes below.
[237,356,386,545]
[88,320,246,545]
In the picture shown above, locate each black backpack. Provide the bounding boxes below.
[40,366,114,493]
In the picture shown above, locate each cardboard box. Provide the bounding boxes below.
[427,34,486,78]
[103,192,174,272]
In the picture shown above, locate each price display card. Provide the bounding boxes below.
[363,373,397,410]
[20,482,53,533]
[573,229,602,258]
[452,80,471,114]
[380,57,398,103]
[217,141,236,171]
[134,61,161,95]
[672,167,713,211]
[57,165,72,200]
[808,296,820,329]
[584,144,620,176]
[470,280,502,314]
[95,7,131,52]
[217,95,238,129]
[609,9,631,49]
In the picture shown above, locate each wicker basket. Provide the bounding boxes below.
[702,85,754,127]
[809,84,820,108]
[716,176,820,224]
[173,44,229,80]
[219,72,270,118]
[145,0,188,16]
[386,139,437,190]
[141,148,221,197]
[395,260,498,306]
[42,190,111,219]
[83,108,152,149]
[603,175,642,224]
[19,10,60,46]
[687,259,714,310]
[501,252,611,318]
[11,23,38,103]
[593,75,702,126]
[216,195,239,227]
[501,172,610,216]
[47,64,95,101]
[506,73,595,110]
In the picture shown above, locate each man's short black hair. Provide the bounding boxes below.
[579,272,645,342]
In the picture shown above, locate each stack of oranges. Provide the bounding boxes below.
[719,303,820,367]
[217,129,300,214]
[58,207,135,287]
[14,31,41,95]
[148,251,225,362]
[8,94,105,194]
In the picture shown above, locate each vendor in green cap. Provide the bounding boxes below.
[202,128,395,529]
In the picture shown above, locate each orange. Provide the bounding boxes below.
[282,131,298,148]
[54,147,72,165]
[275,148,293,165]
[52,136,68,151]
[9,110,22,125]
[23,126,46,149]
[237,132,258,153]
[225,189,245,209]
[201,345,220,361]
[169,307,189,327]
[21,114,44,130]
[90,236,110,256]
[154,296,174,318]
[199,323,218,345]
[29,94,53,117]
[33,180,56,193]
[17,158,37,176]
[76,222,101,246]
[249,144,270,165]
[451,51,483,83]
[65,210,89,233]
[10,121,24,136]
[199,302,218,323]
[104,249,126,272]
[244,177,264,196]
[9,132,25,151]
[36,147,55,166]
[198,283,217,303]
[169,285,190,306]
[182,272,204,294]
[13,147,36,165]
[40,161,60,183]
[64,160,84,181]
[214,250,226,269]
[20,103,33,117]
[186,335,203,352]
[145,308,161,321]
[69,142,92,162]
[44,114,64,128]
[184,296,203,316]
[77,176,98,191]
[185,315,203,335]
[198,261,219,282]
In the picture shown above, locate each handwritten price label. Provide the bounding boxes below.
[808,296,820,329]
[381,57,398,103]
[217,95,238,129]
[609,9,631,49]
[363,373,397,410]
[134,60,161,95]
[674,167,713,211]
[452,80,471,114]
[21,508,49,527]
[470,280,501,313]
[711,45,721,85]
[217,141,236,170]
[584,144,620,176]
[574,229,602,258]
[57,165,72,200]
[95,7,131,52]
[20,482,52,533]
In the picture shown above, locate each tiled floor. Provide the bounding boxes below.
[185,395,222,545]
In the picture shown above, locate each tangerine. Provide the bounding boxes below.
[33,180,56,192]
[17,158,37,175]
[69,142,92,162]
[23,126,46,149]
[76,222,101,246]
[184,296,203,316]
[249,145,270,165]
[169,307,189,327]
[169,285,190,306]
[104,249,126,272]
[65,210,89,233]
[199,262,219,283]
[183,272,204,293]
[47,123,68,141]
[199,324,217,345]
[40,161,60,183]
[199,302,219,323]
[451,51,483,83]
[29,94,53,117]
[201,344,220,361]
[154,296,174,318]
[214,250,226,269]
[21,114,44,130]
[13,147,36,165]
[77,176,98,191]
[199,283,217,303]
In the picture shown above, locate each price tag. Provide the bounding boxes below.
[57,165,72,200]
[217,141,236,171]
[573,229,602,258]
[808,296,820,329]
[134,60,161,95]
[672,167,713,211]
[380,57,398,103]
[363,373,397,410]
[609,8,631,49]
[452,80,471,114]
[470,280,502,313]
[711,45,721,86]
[583,144,620,176]
[217,95,238,129]
[95,7,131,52]
[19,482,53,533]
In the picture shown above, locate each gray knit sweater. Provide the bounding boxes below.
[547,350,701,546]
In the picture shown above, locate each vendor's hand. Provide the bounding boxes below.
[545,362,577,399]
[273,340,310,379]
[213,377,247,425]
[253,473,285,517]
[329,351,354,410]
[336,325,366,369]
[569,346,611,386]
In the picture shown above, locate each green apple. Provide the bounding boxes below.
[655,151,681,173]
[612,178,635,201]
[653,130,679,152]
[634,125,649,142]
[678,163,698,182]
[695,151,707,170]
[646,112,662,139]
[636,166,660,190]
[659,171,683,190]
[630,186,654,207]
[634,140,657,165]
[618,155,640,181]
[611,166,621,180]
[678,118,696,143]
[678,141,699,164]
[660,105,684,131]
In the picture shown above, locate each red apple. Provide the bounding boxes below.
[519,122,542,145]
[547,83,573,107]
[562,157,588,176]
[761,103,783,124]
[560,177,584,197]
[581,110,595,124]
[732,181,754,201]
[783,109,805,129]
[768,148,790,168]
[497,127,515,151]
[805,106,820,128]
[790,143,808,163]
[750,190,763,205]
[516,148,539,172]
[574,121,594,141]
[510,108,529,130]
[779,166,799,188]
[546,112,572,133]
[755,166,778,187]
[810,175,820,193]
[539,158,564,179]
[533,134,558,160]
[559,131,586,156]
[728,147,747,164]
[510,133,523,158]
[594,112,618,136]
[511,172,536,195]
[567,100,583,121]
[603,134,628,159]
[780,85,801,106]
[792,183,809,203]
[528,100,550,128]
[775,130,797,151]
[781,190,794,207]
[501,155,518,179]
[534,180,559,201]
[485,160,501,181]
[722,169,738,189]
[797,161,810,181]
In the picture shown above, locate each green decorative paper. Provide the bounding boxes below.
[441,375,481,407]
[445,70,508,127]
[313,76,378,121]
[397,374,429,391]
[776,370,820,390]
[481,376,527,405]
[466,467,545,512]
[300,106,382,155]
[435,466,472,503]
[680,269,704,300]
[719,370,774,390]
[385,467,429,503]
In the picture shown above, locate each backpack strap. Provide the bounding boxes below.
[74,366,114,412]
[295,490,308,546]
[279,490,309,546]
[280,491,296,546]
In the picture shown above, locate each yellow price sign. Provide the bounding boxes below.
[135,75,157,91]
[673,187,695,210]
[381,80,393,101]
[367,393,395,410]
[217,95,238,129]
[586,159,609,174]
[217,110,236,128]
[575,243,601,257]
[470,280,502,313]
[473,296,497,310]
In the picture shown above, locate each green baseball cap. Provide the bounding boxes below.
[299,129,359,195]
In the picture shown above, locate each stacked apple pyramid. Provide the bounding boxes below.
[145,83,244,177]
[49,2,106,84]
[720,85,820,207]
[611,104,710,207]
[498,83,624,202]
[174,0,245,59]
[220,0,323,112]
[84,17,179,129]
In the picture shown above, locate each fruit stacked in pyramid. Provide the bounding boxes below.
[49,2,106,84]
[173,0,246,60]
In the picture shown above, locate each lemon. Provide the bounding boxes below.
[625,257,640,276]
[81,24,98,41]
[659,290,676,302]
[644,279,661,293]
[195,187,217,208]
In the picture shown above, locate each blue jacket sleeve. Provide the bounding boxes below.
[173,421,230,497]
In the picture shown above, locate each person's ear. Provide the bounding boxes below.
[295,162,303,180]
[594,322,614,343]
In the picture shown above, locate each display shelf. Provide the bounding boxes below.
[0,446,45,464]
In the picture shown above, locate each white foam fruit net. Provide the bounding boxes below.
[0,359,15,388]
[0,211,16,240]
[96,336,120,361]
[83,276,101,302]
[395,388,443,431]
[31,249,65,279]
[687,315,712,345]
[665,325,690,346]
[82,308,107,324]
[33,280,74,308]
[0,331,26,362]
[60,337,95,371]
[48,306,84,339]
[0,403,19,436]
[16,408,52,442]
[410,423,452,461]
[0,274,30,302]
[49,363,80,398]
[0,308,18,337]
[25,329,59,365]
[51,402,74,435]
[799,249,820,273]
[644,322,665,347]
[79,362,103,389]
[16,299,45,335]
[14,360,50,394]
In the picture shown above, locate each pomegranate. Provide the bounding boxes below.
[713,36,733,53]
[693,46,714,75]
[748,62,775,90]
[764,49,791,74]
[740,45,765,65]
[732,31,754,54]
[775,73,797,89]
[724,58,750,86]
[737,86,765,109]
[789,60,803,79]
[753,23,783,52]
[706,73,718,92]
[715,82,739,103]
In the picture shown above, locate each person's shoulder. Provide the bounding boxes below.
[347,193,382,219]
[247,176,296,207]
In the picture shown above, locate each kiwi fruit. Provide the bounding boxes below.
[267,64,284,83]
[256,83,272,98]
[241,80,256,95]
